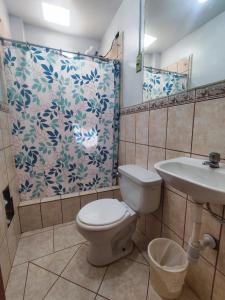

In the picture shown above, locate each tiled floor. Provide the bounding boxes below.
[5,221,200,300]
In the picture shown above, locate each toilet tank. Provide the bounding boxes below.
[118,165,162,214]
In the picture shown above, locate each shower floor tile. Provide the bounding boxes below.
[6,222,200,300]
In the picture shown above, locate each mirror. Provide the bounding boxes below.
[143,0,225,102]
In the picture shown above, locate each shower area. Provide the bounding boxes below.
[2,41,120,201]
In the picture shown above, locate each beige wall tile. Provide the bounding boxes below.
[0,111,11,149]
[135,144,148,169]
[113,189,122,201]
[0,194,7,246]
[186,257,214,300]
[125,142,135,164]
[145,214,161,242]
[19,204,42,233]
[161,224,183,246]
[192,98,225,158]
[217,223,225,275]
[119,141,126,165]
[7,221,18,264]
[97,190,114,199]
[148,147,165,171]
[149,108,167,147]
[120,115,126,141]
[125,114,135,142]
[167,63,178,72]
[213,271,225,300]
[0,237,11,288]
[62,196,80,223]
[0,150,8,191]
[163,189,186,239]
[185,202,221,266]
[136,111,149,144]
[80,193,97,207]
[41,200,62,227]
[167,103,194,152]
[4,147,15,183]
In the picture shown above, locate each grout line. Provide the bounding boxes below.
[22,262,29,300]
[20,227,53,240]
[95,266,109,299]
[165,107,169,152]
[145,268,151,300]
[190,102,196,154]
[43,276,60,299]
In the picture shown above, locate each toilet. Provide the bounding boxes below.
[76,164,162,266]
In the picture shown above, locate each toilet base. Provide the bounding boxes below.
[88,240,134,267]
[87,219,137,267]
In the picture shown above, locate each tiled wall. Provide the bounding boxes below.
[18,186,121,233]
[119,95,225,300]
[0,3,21,292]
[0,110,21,290]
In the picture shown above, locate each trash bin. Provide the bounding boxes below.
[148,238,189,299]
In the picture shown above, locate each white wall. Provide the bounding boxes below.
[24,24,100,54]
[0,0,11,38]
[9,15,25,41]
[160,11,225,88]
[8,15,100,54]
[100,0,145,107]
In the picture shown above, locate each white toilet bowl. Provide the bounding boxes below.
[76,198,137,266]
[76,165,162,266]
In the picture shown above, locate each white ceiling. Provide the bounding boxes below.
[6,0,123,41]
[145,0,225,53]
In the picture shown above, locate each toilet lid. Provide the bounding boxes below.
[78,198,127,226]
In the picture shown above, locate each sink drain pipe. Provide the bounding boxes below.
[187,202,218,264]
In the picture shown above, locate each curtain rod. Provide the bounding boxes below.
[144,65,188,77]
[0,36,116,63]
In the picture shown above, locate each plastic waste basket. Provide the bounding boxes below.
[148,238,189,299]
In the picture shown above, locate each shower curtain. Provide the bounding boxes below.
[3,42,120,201]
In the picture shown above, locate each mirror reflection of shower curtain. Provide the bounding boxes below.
[3,42,120,200]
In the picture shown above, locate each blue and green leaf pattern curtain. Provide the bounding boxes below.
[143,66,187,101]
[3,43,120,201]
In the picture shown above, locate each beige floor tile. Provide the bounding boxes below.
[24,263,58,300]
[5,263,28,300]
[33,245,80,275]
[99,258,149,300]
[20,226,53,238]
[54,222,85,251]
[45,277,96,300]
[62,244,106,292]
[14,230,53,265]
[132,229,150,263]
[212,271,225,300]
[127,246,148,265]
[147,283,199,300]
[95,296,108,300]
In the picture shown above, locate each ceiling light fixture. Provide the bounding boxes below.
[144,34,157,49]
[198,0,208,3]
[42,2,70,26]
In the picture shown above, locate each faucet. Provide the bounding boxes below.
[202,152,220,168]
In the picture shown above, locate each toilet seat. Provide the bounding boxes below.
[78,198,128,226]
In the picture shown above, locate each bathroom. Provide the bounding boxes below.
[0,0,225,299]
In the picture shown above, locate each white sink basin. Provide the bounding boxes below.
[154,157,225,205]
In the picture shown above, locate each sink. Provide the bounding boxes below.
[154,157,225,205]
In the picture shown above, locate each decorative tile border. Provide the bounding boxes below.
[121,80,225,114]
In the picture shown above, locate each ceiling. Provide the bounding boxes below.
[145,0,225,53]
[6,0,123,41]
